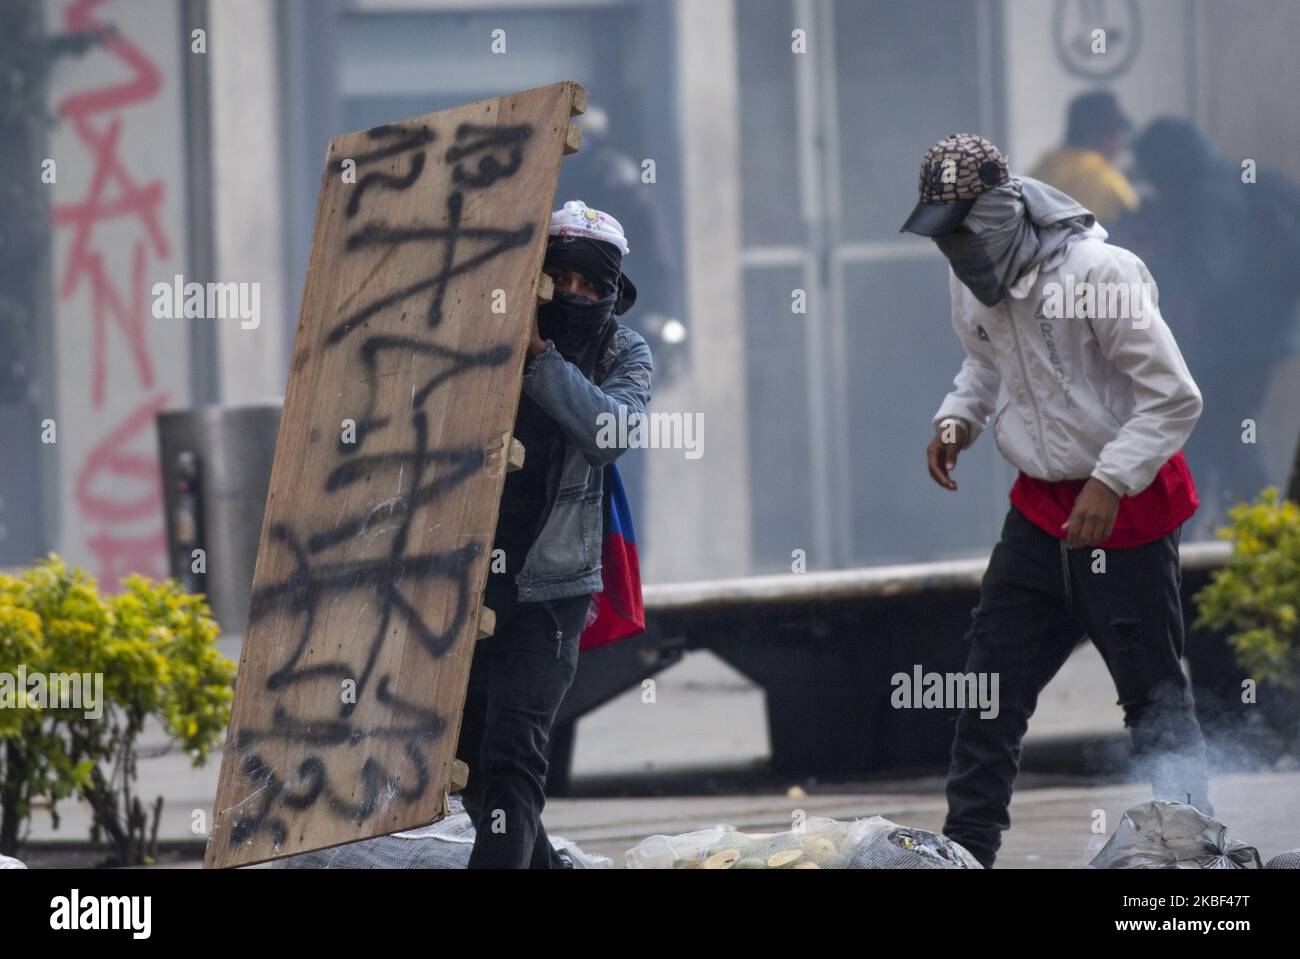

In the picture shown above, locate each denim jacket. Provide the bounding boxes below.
[512,324,653,602]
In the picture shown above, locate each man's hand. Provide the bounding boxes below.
[926,418,969,491]
[527,312,550,360]
[1062,478,1121,548]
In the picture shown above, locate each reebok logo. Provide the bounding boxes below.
[1036,317,1076,410]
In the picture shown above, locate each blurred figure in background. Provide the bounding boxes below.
[1112,118,1300,527]
[1029,90,1139,226]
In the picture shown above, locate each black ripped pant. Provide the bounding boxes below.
[454,580,590,869]
[942,506,1213,868]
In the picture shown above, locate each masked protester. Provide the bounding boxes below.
[454,201,652,868]
[901,134,1212,869]
[1027,90,1139,226]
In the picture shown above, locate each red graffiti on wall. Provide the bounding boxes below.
[50,0,175,586]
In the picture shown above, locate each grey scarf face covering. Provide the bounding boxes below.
[934,184,1037,307]
[935,176,1096,307]
[934,229,1019,306]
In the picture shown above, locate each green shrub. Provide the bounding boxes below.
[1194,488,1300,690]
[0,555,235,864]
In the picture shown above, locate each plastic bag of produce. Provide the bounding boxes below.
[1087,800,1262,869]
[626,816,981,869]
[843,816,983,869]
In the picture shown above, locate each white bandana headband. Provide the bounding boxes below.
[548,200,630,255]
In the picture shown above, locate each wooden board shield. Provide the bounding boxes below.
[203,80,587,868]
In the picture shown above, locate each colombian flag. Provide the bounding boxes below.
[579,462,645,651]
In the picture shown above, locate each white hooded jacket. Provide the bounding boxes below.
[933,227,1203,498]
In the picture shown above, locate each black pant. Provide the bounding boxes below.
[942,506,1213,868]
[454,581,590,868]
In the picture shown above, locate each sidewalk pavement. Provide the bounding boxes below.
[21,769,1299,869]
[544,769,1300,868]
[19,641,1297,868]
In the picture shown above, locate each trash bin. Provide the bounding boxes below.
[156,403,281,634]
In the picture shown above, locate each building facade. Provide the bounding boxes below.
[12,0,1300,590]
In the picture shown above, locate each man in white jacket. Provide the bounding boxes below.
[901,134,1213,868]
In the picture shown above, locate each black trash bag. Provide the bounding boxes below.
[1088,800,1262,869]
[271,794,611,869]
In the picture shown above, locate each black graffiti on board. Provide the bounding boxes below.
[328,123,536,340]
[226,118,538,849]
[338,124,437,217]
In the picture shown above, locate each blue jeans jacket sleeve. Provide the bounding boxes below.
[521,329,654,467]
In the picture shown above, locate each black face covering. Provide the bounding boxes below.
[539,235,634,379]
[537,289,617,378]
[543,236,638,315]
[933,231,1011,307]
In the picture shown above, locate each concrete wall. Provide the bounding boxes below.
[642,0,753,583]
[207,0,291,405]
